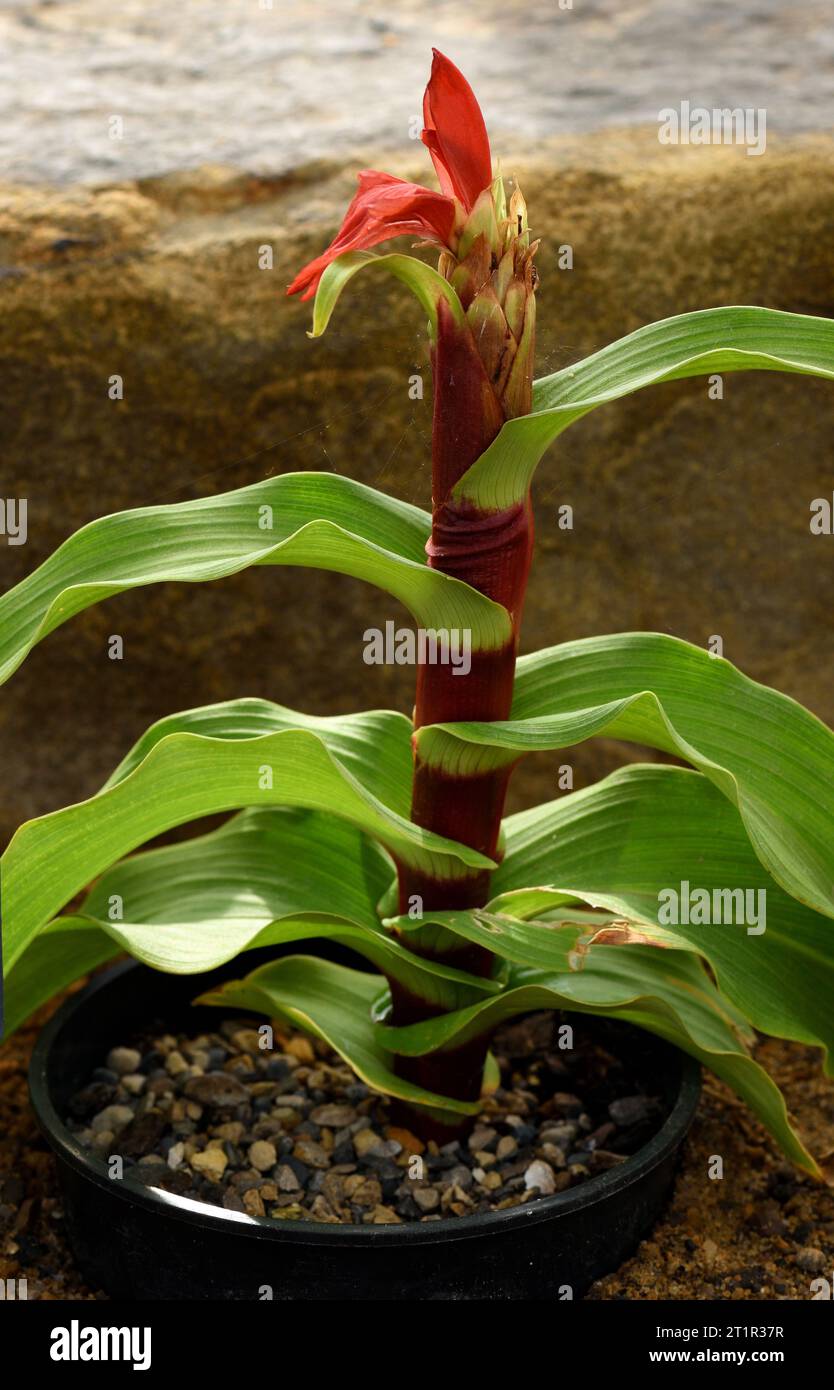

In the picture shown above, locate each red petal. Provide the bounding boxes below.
[421,50,492,212]
[287,172,456,300]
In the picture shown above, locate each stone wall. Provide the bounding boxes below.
[2,129,834,847]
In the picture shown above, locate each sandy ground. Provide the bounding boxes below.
[1,986,833,1301]
[1,0,832,185]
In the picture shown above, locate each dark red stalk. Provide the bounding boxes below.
[392,278,536,1121]
[287,52,538,1139]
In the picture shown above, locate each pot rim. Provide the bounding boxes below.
[29,960,701,1249]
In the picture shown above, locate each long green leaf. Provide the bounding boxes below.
[417,632,834,920]
[0,471,509,687]
[4,804,394,1033]
[99,699,415,810]
[384,905,681,976]
[374,933,817,1174]
[1,708,494,978]
[487,764,834,1071]
[196,954,482,1117]
[3,808,496,1034]
[453,307,834,509]
[87,805,393,938]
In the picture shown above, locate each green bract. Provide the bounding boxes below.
[3,271,834,1179]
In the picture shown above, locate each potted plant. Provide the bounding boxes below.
[3,51,834,1301]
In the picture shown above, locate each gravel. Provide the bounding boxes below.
[63,1010,667,1226]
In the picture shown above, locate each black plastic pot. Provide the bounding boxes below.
[30,959,700,1301]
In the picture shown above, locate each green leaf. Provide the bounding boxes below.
[74,809,495,1013]
[4,802,393,1033]
[417,632,834,921]
[375,931,817,1174]
[487,763,834,1071]
[99,699,416,810]
[1,705,495,980]
[3,808,497,1034]
[310,251,466,340]
[384,905,678,975]
[195,954,482,1117]
[452,306,834,509]
[2,921,120,1037]
[0,471,509,688]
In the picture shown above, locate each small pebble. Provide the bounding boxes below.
[121,1073,146,1096]
[243,1188,265,1217]
[275,1165,301,1193]
[413,1187,440,1213]
[191,1148,228,1181]
[183,1073,249,1108]
[167,1142,185,1170]
[609,1095,653,1126]
[118,1112,167,1158]
[231,1029,262,1055]
[165,1050,189,1077]
[106,1047,142,1076]
[345,1176,382,1207]
[214,1121,245,1142]
[249,1140,277,1173]
[370,1205,402,1224]
[91,1105,134,1135]
[540,1122,578,1147]
[310,1104,356,1127]
[353,1128,386,1158]
[285,1036,315,1063]
[293,1139,330,1169]
[524,1160,557,1195]
[796,1247,826,1273]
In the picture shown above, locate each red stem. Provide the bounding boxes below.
[389,297,535,1122]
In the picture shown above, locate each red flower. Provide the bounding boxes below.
[288,50,492,301]
[421,49,492,211]
[287,172,455,301]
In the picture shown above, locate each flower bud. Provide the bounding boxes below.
[439,177,538,423]
[456,187,502,262]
